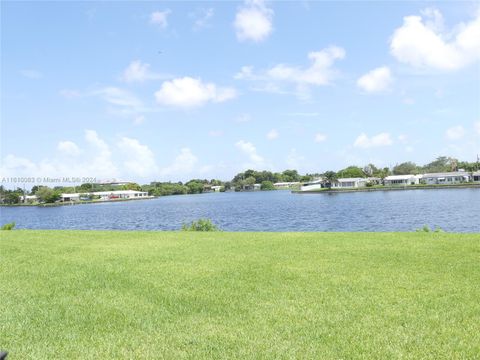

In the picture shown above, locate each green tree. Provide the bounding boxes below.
[35,187,60,203]
[337,166,365,178]
[393,162,419,175]
[322,171,338,189]
[260,181,275,190]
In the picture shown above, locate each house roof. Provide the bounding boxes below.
[384,175,415,180]
[422,172,469,178]
[337,178,366,182]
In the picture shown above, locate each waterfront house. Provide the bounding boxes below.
[422,172,470,185]
[211,185,223,192]
[21,195,38,203]
[332,178,368,189]
[61,193,80,202]
[300,178,323,191]
[384,175,420,186]
[92,190,150,200]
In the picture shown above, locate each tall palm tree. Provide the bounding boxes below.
[322,171,338,189]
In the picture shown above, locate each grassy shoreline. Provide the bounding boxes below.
[1,230,479,359]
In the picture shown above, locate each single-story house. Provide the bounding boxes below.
[422,172,470,185]
[61,193,81,202]
[384,175,420,186]
[331,178,368,189]
[273,182,300,189]
[300,179,323,191]
[22,195,38,203]
[211,185,223,192]
[92,190,150,200]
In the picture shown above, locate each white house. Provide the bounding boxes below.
[21,195,38,203]
[422,172,470,185]
[384,175,420,186]
[332,178,368,189]
[210,185,223,192]
[300,179,323,191]
[61,193,81,202]
[92,190,150,200]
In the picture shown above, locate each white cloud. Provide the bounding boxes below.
[445,125,465,140]
[192,8,214,30]
[154,77,236,108]
[235,140,264,168]
[357,66,393,93]
[84,130,117,177]
[234,0,273,42]
[150,10,171,29]
[118,137,158,177]
[20,69,43,79]
[0,130,118,180]
[94,87,143,108]
[57,141,81,156]
[390,8,480,70]
[121,60,169,83]
[235,47,345,98]
[314,133,327,143]
[161,148,198,176]
[266,129,279,140]
[354,132,393,148]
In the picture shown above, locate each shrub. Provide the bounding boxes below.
[181,219,220,232]
[1,222,15,230]
[415,225,445,233]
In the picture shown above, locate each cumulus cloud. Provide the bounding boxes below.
[154,77,236,108]
[161,148,198,176]
[390,8,480,70]
[0,130,118,180]
[150,10,171,29]
[117,137,158,178]
[234,0,273,42]
[354,132,393,148]
[236,140,264,168]
[445,125,465,140]
[266,129,279,140]
[57,141,81,156]
[357,66,393,93]
[235,47,345,98]
[314,133,327,143]
[121,60,169,83]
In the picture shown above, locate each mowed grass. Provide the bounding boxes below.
[0,231,479,359]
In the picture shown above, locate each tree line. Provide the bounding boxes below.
[1,156,478,204]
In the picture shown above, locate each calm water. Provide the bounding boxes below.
[1,189,479,232]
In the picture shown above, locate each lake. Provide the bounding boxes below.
[1,188,479,232]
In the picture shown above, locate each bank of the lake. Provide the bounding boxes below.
[1,230,478,359]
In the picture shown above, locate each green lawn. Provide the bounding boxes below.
[1,231,479,359]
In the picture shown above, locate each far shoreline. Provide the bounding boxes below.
[293,183,480,194]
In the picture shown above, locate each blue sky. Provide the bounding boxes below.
[1,1,479,183]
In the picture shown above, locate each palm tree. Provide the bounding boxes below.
[322,171,338,189]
